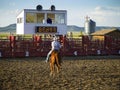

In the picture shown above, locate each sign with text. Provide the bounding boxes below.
[35,26,57,33]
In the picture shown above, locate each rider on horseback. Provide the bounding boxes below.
[46,35,61,62]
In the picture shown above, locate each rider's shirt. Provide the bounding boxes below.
[51,40,61,50]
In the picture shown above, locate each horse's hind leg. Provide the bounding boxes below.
[55,55,61,74]
[50,63,53,76]
[50,63,55,77]
[56,64,60,74]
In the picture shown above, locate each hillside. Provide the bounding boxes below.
[67,25,84,32]
[0,24,16,33]
[0,23,119,33]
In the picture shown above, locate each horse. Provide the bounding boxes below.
[49,50,61,76]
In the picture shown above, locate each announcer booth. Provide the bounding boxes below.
[16,5,67,35]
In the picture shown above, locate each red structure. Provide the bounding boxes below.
[0,35,120,58]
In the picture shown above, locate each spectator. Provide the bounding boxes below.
[47,17,52,24]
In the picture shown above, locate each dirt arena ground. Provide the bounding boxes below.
[0,56,120,90]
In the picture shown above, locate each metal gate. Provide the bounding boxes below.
[0,35,120,58]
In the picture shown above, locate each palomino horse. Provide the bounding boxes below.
[49,50,61,76]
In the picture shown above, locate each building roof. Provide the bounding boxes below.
[91,28,120,36]
[16,9,67,17]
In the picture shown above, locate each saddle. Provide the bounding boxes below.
[52,49,59,53]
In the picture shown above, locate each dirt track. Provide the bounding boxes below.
[0,56,120,90]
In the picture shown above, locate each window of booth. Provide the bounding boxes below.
[17,18,19,23]
[17,18,22,23]
[26,12,36,23]
[26,13,45,23]
[37,13,44,23]
[55,13,65,24]
[26,12,66,24]
[47,13,55,24]
[47,13,65,24]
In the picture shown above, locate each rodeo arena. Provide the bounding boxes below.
[0,5,120,58]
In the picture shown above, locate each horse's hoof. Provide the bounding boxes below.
[50,73,52,76]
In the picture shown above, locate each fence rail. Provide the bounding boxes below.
[0,35,120,58]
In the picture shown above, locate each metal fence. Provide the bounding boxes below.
[0,35,120,58]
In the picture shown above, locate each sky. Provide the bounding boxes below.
[0,0,120,27]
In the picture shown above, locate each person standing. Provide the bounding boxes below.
[47,17,52,24]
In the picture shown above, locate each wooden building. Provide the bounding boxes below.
[91,28,120,40]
